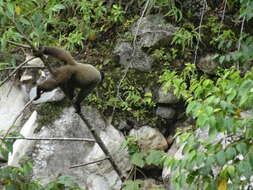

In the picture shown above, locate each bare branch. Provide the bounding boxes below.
[0,136,95,142]
[7,40,31,49]
[0,66,45,71]
[193,0,207,65]
[0,56,36,88]
[69,157,109,169]
[218,0,228,36]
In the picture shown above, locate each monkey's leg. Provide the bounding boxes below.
[60,81,75,100]
[35,68,73,100]
[34,78,58,100]
[74,87,94,113]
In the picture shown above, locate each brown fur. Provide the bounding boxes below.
[34,47,102,112]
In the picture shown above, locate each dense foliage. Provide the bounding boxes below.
[0,0,253,189]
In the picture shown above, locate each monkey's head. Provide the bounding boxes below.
[33,46,46,58]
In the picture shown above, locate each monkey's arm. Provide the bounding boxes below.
[40,46,76,65]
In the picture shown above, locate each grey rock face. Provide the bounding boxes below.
[129,125,168,151]
[156,106,176,119]
[0,82,26,133]
[131,15,176,48]
[30,87,65,104]
[197,55,217,75]
[157,86,179,104]
[114,42,154,71]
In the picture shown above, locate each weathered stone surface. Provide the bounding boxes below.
[131,15,176,48]
[156,106,176,119]
[141,178,165,190]
[129,126,168,151]
[30,87,65,104]
[197,55,217,75]
[84,125,131,190]
[0,82,26,133]
[114,42,154,71]
[5,106,131,189]
[157,86,179,104]
[8,111,38,166]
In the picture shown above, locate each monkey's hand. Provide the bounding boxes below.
[34,86,43,101]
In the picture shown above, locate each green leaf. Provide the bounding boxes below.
[146,150,165,166]
[51,4,65,12]
[216,151,226,166]
[57,175,79,188]
[227,165,236,177]
[123,180,143,190]
[225,147,237,160]
[236,142,248,155]
[131,152,146,168]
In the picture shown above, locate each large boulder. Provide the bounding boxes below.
[0,82,26,133]
[157,85,180,104]
[129,126,168,151]
[114,42,154,72]
[131,15,176,48]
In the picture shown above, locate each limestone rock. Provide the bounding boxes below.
[157,86,179,104]
[114,42,154,72]
[197,55,217,75]
[30,87,65,104]
[131,15,176,48]
[8,111,38,166]
[129,126,168,151]
[156,106,176,119]
[0,82,26,132]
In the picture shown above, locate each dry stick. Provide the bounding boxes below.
[76,111,123,179]
[218,0,228,36]
[111,0,150,120]
[0,136,95,142]
[193,0,207,65]
[7,40,31,49]
[69,157,109,169]
[237,1,248,69]
[0,66,45,71]
[0,56,36,87]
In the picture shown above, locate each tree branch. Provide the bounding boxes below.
[0,56,36,88]
[69,157,109,169]
[0,66,45,71]
[0,136,95,142]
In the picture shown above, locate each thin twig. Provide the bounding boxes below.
[237,1,248,69]
[69,157,109,169]
[111,0,150,119]
[193,0,207,65]
[238,9,247,52]
[7,40,31,49]
[0,66,45,71]
[0,56,36,88]
[0,136,95,142]
[218,0,227,36]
